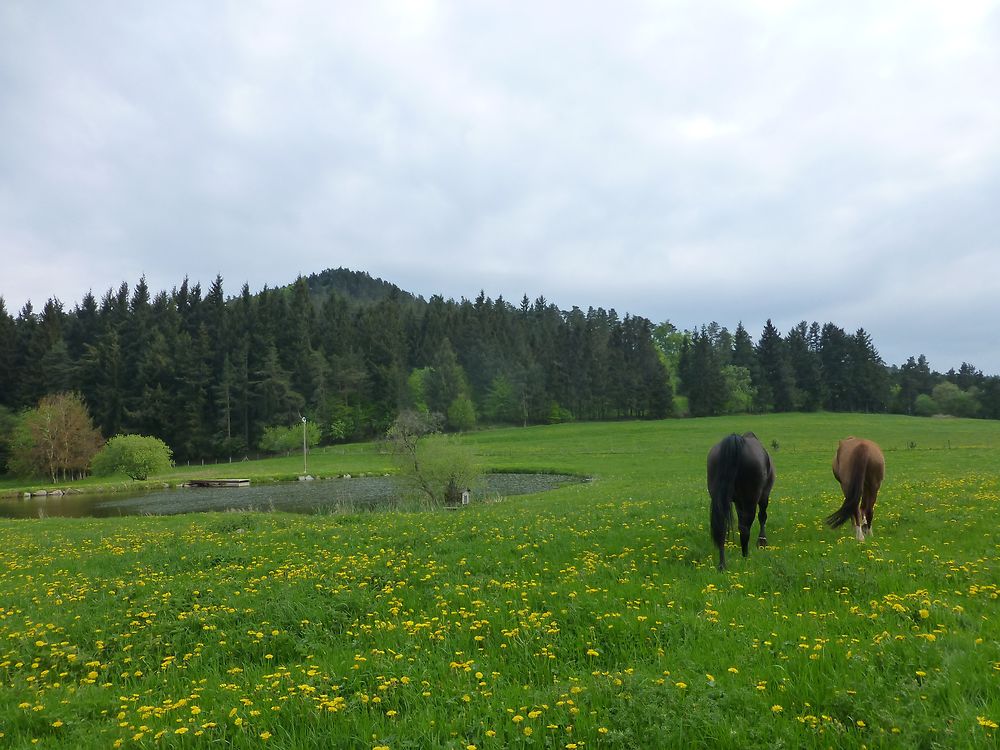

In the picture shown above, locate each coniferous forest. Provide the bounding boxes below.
[1,267,997,472]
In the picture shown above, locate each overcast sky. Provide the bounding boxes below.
[2,1,999,373]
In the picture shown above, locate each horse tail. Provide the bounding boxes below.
[710,434,743,549]
[825,444,867,528]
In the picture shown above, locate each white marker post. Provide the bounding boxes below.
[301,416,308,475]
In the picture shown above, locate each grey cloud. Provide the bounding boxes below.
[2,1,999,373]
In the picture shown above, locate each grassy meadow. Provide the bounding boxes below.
[1,413,998,748]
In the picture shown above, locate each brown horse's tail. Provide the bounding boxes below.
[710,434,742,549]
[825,445,867,528]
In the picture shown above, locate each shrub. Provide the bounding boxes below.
[91,434,173,480]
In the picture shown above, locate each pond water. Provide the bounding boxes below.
[0,473,584,519]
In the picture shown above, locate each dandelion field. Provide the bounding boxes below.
[1,413,998,748]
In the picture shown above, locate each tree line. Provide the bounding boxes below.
[0,269,670,470]
[1,268,997,476]
[663,320,1000,419]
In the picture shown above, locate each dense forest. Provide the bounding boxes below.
[0,268,997,473]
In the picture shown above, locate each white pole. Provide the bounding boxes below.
[301,416,308,475]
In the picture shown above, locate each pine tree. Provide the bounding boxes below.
[820,323,852,411]
[756,320,796,412]
[851,328,890,412]
[785,321,824,411]
[0,298,16,408]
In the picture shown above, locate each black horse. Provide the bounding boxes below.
[707,432,775,570]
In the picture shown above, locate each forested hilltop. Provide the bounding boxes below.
[0,267,997,469]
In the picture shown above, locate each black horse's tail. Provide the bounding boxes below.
[825,445,867,528]
[710,434,743,549]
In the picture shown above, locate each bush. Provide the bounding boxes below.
[446,395,477,432]
[914,393,937,417]
[259,422,321,454]
[91,434,173,480]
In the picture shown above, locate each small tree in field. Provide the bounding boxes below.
[91,434,173,480]
[386,410,480,507]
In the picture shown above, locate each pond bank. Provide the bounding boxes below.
[0,473,587,519]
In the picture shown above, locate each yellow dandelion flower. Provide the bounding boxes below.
[771,705,783,713]
[675,682,687,689]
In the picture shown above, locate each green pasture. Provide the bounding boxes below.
[1,413,998,748]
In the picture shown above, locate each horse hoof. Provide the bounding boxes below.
[757,537,767,548]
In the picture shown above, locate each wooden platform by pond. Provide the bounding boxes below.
[184,479,251,488]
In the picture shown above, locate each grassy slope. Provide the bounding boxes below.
[0,413,998,749]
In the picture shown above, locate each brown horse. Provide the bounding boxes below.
[826,437,885,541]
[707,432,775,570]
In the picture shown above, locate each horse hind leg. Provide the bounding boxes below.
[862,493,878,539]
[738,506,755,557]
[756,494,770,548]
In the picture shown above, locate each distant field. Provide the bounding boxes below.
[1,413,998,748]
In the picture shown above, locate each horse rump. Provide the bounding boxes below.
[825,439,872,528]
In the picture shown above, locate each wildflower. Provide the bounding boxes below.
[978,717,998,729]
[51,721,64,728]
[523,727,533,737]
[771,705,783,713]
[260,731,272,740]
[675,682,687,689]
[586,649,599,657]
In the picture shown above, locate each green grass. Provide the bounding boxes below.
[1,413,998,748]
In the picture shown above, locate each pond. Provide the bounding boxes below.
[0,473,585,519]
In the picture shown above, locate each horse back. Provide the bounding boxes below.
[736,433,772,491]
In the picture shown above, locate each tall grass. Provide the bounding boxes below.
[0,413,998,748]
